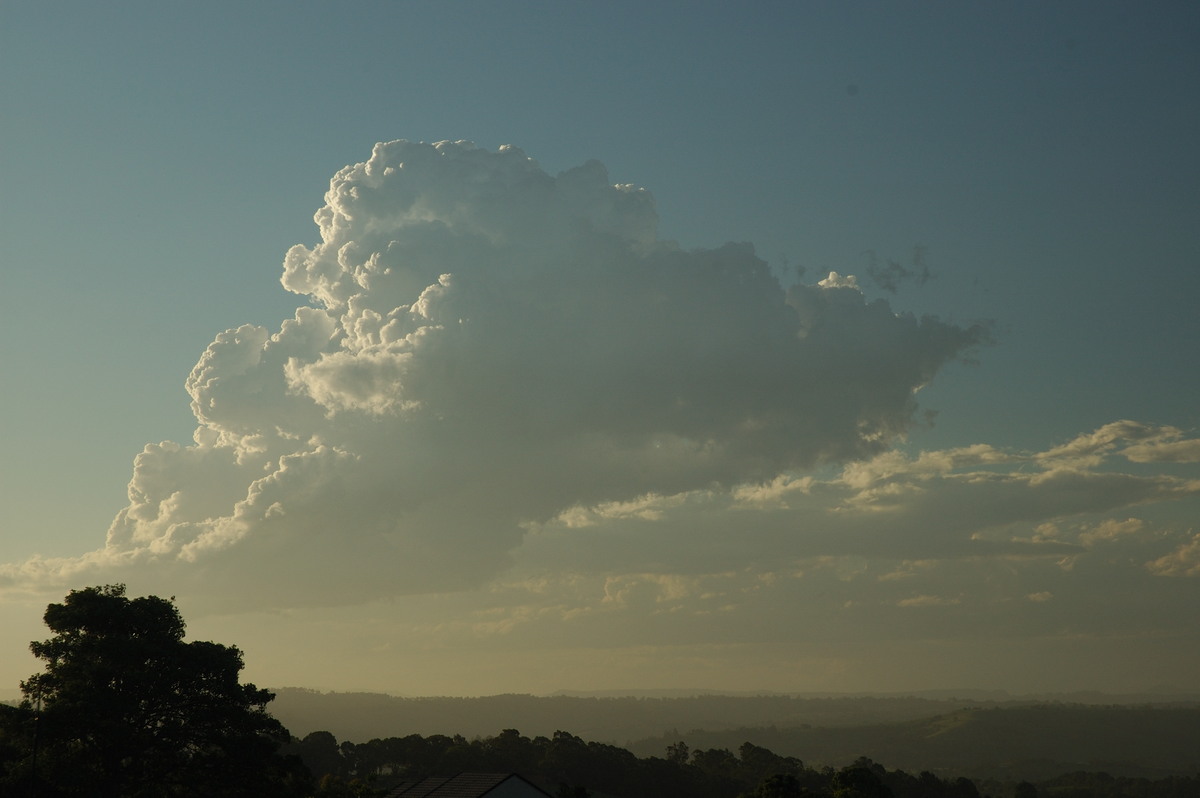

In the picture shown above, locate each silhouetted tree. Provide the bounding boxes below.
[737,741,803,786]
[741,772,804,798]
[1014,781,1038,798]
[666,739,691,765]
[555,784,591,798]
[310,773,380,797]
[833,760,893,798]
[11,584,305,797]
[285,730,347,781]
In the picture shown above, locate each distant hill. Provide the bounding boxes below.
[268,689,993,743]
[267,691,1200,782]
[629,705,1200,781]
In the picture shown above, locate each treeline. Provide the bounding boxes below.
[271,691,1200,782]
[282,728,1200,798]
[285,727,975,797]
[1012,772,1200,798]
[627,706,1200,780]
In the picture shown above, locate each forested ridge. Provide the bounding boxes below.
[628,705,1200,780]
[283,726,1200,798]
[269,689,1200,781]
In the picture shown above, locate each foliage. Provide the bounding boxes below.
[1035,771,1200,798]
[624,704,1200,781]
[0,584,307,797]
[285,728,995,798]
[309,773,381,797]
[279,727,1200,798]
[832,760,893,798]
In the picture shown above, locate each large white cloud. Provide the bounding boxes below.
[7,141,1199,695]
[8,139,1169,615]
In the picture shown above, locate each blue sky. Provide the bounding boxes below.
[2,1,1198,696]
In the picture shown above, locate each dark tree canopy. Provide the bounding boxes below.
[11,584,304,798]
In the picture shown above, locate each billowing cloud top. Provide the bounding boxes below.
[6,141,990,607]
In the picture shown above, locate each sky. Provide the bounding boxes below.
[1,1,1199,698]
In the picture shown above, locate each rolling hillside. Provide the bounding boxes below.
[629,705,1200,780]
[268,691,1200,781]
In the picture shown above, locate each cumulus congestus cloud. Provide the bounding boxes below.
[9,140,990,607]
